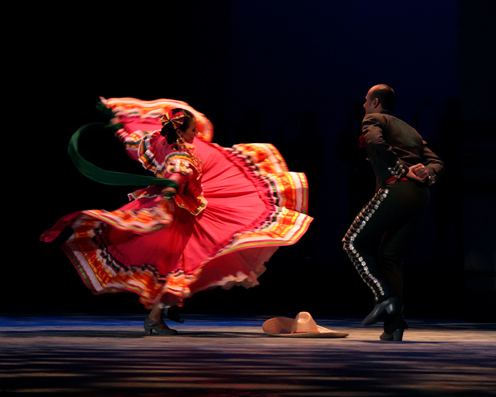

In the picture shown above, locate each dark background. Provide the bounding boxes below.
[4,0,495,321]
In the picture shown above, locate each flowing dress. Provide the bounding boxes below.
[41,97,313,309]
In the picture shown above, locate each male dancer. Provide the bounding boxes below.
[343,84,444,341]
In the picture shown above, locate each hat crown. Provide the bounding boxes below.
[291,312,319,333]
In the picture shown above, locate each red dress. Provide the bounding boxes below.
[41,97,313,309]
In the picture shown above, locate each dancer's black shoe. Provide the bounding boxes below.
[380,328,404,341]
[362,296,400,326]
[143,318,178,335]
[381,312,408,341]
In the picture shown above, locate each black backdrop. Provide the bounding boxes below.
[5,0,495,320]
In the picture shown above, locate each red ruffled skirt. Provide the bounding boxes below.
[41,137,312,309]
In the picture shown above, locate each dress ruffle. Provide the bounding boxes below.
[101,96,214,142]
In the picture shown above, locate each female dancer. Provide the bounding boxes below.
[41,97,312,335]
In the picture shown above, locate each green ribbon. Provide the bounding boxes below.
[67,122,178,189]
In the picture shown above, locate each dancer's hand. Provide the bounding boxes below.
[407,164,428,182]
[161,187,177,199]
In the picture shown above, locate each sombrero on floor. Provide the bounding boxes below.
[262,312,349,338]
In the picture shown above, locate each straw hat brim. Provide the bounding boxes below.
[262,317,349,338]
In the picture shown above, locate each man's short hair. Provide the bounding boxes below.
[371,84,395,111]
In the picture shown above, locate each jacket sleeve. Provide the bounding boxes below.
[362,114,409,179]
[422,140,444,185]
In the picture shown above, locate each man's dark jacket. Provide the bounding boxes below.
[362,111,444,191]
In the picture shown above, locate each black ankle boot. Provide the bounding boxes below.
[381,311,408,341]
[380,328,405,341]
[362,296,401,326]
[143,318,178,335]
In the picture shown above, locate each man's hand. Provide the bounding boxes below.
[407,164,429,182]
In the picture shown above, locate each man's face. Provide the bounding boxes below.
[363,88,377,115]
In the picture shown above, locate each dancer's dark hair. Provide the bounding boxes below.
[160,108,195,145]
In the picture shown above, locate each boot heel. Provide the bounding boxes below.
[392,329,404,341]
[143,317,178,336]
[380,328,404,341]
[362,296,400,326]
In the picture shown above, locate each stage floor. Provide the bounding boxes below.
[1,314,495,396]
